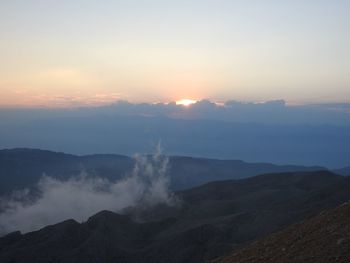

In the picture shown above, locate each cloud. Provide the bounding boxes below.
[95,99,350,125]
[28,92,123,108]
[0,146,177,235]
[2,98,349,124]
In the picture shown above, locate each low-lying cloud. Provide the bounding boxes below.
[0,147,177,235]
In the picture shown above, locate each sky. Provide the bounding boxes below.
[1,0,349,107]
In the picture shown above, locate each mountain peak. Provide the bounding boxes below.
[87,210,131,226]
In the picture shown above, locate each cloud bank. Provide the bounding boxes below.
[0,147,176,235]
[2,99,350,125]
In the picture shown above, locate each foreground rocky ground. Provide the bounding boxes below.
[216,202,350,263]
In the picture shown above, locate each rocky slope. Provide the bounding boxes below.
[215,202,350,263]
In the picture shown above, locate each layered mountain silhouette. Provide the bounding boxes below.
[1,170,349,263]
[0,148,326,195]
[215,202,350,263]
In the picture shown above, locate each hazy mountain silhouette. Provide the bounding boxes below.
[1,108,350,167]
[0,148,325,195]
[333,166,350,176]
[1,171,349,263]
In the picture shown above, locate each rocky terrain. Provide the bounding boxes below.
[215,202,350,263]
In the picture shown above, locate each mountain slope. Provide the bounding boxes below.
[215,202,350,263]
[1,171,349,263]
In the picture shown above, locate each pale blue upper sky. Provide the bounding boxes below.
[0,0,349,107]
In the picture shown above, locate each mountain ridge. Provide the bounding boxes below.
[1,170,349,263]
[0,148,327,195]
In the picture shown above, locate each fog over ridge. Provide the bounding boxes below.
[0,146,177,235]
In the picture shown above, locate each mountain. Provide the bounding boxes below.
[1,171,349,263]
[333,166,350,176]
[0,148,325,194]
[215,202,350,263]
[0,148,133,195]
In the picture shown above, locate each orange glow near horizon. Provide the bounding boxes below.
[176,99,197,107]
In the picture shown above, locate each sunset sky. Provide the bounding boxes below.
[1,0,349,107]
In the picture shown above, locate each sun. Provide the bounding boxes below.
[176,99,197,107]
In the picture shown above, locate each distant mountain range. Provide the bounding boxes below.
[0,148,330,195]
[1,170,349,263]
[1,112,350,167]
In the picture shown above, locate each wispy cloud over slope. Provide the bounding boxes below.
[0,147,176,234]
